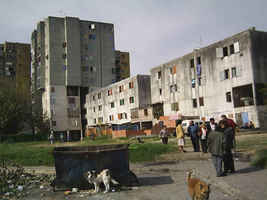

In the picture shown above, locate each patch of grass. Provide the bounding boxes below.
[129,143,176,163]
[251,149,267,169]
[236,135,267,152]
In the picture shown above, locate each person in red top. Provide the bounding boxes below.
[221,115,237,148]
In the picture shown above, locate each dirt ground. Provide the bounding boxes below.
[13,132,267,200]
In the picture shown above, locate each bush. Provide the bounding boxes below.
[251,149,267,169]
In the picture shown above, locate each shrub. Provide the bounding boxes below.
[251,149,267,169]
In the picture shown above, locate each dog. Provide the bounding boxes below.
[85,169,119,193]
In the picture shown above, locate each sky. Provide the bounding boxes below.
[0,0,267,76]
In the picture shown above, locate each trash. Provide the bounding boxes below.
[17,185,23,191]
[64,190,71,195]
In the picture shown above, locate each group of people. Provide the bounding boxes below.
[159,114,237,177]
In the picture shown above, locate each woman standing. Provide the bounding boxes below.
[199,123,208,153]
[176,120,186,152]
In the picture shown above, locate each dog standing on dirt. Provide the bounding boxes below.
[85,169,119,193]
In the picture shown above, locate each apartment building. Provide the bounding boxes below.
[114,51,130,82]
[150,27,267,129]
[0,42,31,103]
[86,75,152,129]
[31,16,118,136]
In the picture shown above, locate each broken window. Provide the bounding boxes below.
[199,97,204,106]
[198,77,202,86]
[230,44,234,55]
[144,109,148,116]
[109,115,114,121]
[131,109,139,119]
[98,92,101,99]
[158,71,162,79]
[111,102,115,108]
[190,59,194,68]
[92,95,95,101]
[232,84,254,107]
[67,86,78,96]
[197,57,201,65]
[152,103,164,120]
[224,69,229,79]
[93,107,96,112]
[119,85,124,92]
[223,47,228,57]
[159,88,162,95]
[226,92,232,102]
[231,67,237,78]
[98,105,102,111]
[171,102,179,111]
[192,99,197,108]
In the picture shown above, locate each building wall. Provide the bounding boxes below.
[115,51,130,82]
[86,75,151,127]
[150,28,267,128]
[31,16,117,132]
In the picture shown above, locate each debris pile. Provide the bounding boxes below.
[0,159,54,200]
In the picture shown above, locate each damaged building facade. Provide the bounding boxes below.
[85,75,152,131]
[31,16,122,138]
[150,28,267,129]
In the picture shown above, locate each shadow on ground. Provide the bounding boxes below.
[138,176,174,186]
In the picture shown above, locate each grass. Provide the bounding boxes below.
[0,135,176,166]
[251,149,267,169]
[236,134,267,152]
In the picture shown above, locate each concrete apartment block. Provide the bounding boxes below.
[31,16,117,135]
[85,75,151,128]
[115,51,130,82]
[150,27,267,129]
[0,42,31,104]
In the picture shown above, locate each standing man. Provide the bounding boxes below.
[187,121,200,152]
[207,125,226,177]
[176,120,185,152]
[209,118,218,131]
[159,126,169,144]
[220,120,235,173]
[199,122,208,153]
[221,115,237,149]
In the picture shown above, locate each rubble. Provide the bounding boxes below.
[0,159,55,200]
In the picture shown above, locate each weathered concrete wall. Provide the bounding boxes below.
[150,28,265,127]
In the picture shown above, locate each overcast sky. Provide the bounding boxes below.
[0,0,266,75]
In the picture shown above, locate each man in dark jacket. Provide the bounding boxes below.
[220,119,235,173]
[187,121,200,152]
[207,127,226,177]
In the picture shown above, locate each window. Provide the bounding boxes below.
[67,86,78,96]
[52,121,57,126]
[159,88,162,95]
[199,97,204,106]
[226,92,232,102]
[170,84,177,92]
[129,82,134,89]
[124,113,127,119]
[51,87,55,92]
[198,77,202,86]
[192,79,196,88]
[233,84,254,108]
[223,47,228,57]
[231,67,237,78]
[89,34,96,40]
[192,99,197,108]
[230,44,234,55]
[118,113,122,120]
[89,24,95,30]
[93,107,96,112]
[190,59,194,68]
[98,105,102,111]
[93,95,95,101]
[68,97,75,104]
[111,102,115,108]
[108,89,112,96]
[224,69,229,79]
[119,85,124,92]
[94,119,97,124]
[109,115,114,121]
[158,71,162,79]
[98,117,103,123]
[144,109,148,116]
[129,96,134,103]
[197,57,201,65]
[171,102,179,111]
[120,99,125,105]
[98,93,101,99]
